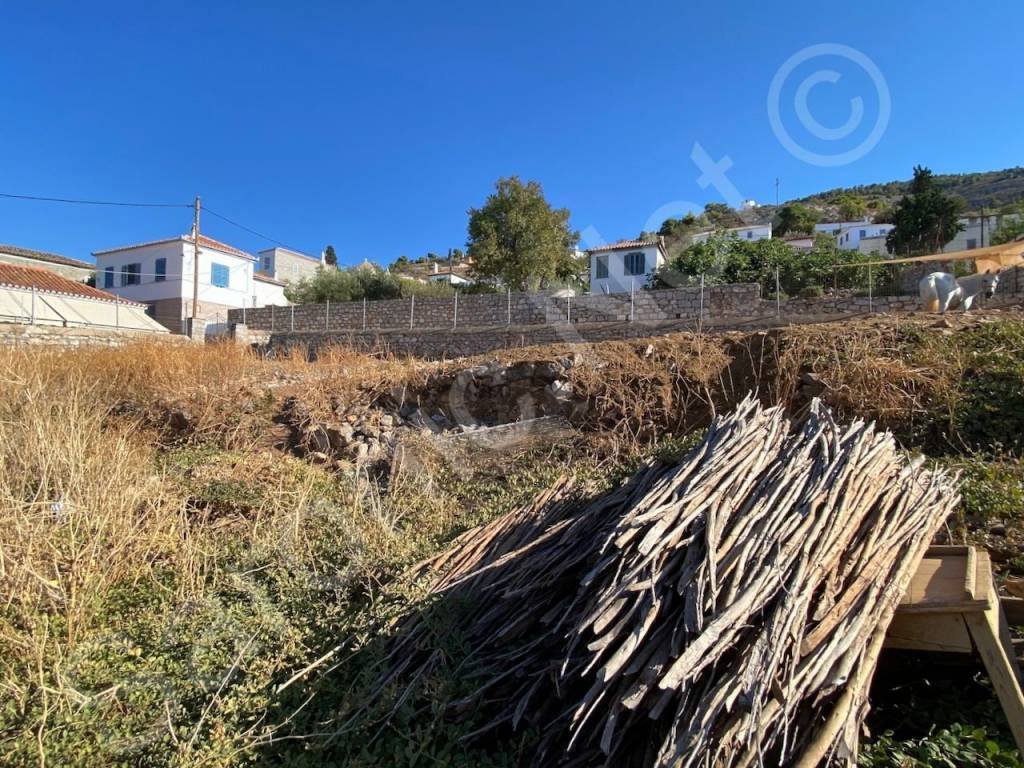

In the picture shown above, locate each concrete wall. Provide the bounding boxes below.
[228,284,762,333]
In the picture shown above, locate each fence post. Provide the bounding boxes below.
[507,287,511,325]
[833,265,839,313]
[242,297,246,326]
[115,293,119,329]
[271,304,275,332]
[30,284,36,325]
[409,295,415,329]
[325,299,330,330]
[868,263,873,313]
[630,279,635,322]
[775,266,780,319]
[566,295,571,324]
[698,273,705,331]
[453,290,458,329]
[290,304,295,332]
[362,297,367,330]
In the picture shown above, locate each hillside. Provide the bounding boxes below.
[793,166,1024,214]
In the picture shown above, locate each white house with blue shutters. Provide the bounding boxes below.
[588,238,667,294]
[92,231,287,334]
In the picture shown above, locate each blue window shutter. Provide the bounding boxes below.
[155,258,166,282]
[211,263,229,288]
[103,267,114,288]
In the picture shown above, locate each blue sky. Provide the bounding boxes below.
[0,1,1020,267]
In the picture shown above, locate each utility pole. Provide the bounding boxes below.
[191,195,201,320]
[775,178,780,207]
[980,205,986,250]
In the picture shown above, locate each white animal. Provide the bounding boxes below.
[918,269,1000,313]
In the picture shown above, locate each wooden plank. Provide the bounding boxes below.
[965,601,1024,756]
[896,548,991,614]
[885,613,972,653]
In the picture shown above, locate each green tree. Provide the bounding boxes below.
[886,166,966,255]
[703,202,744,229]
[775,204,821,236]
[837,195,867,221]
[324,245,337,267]
[466,176,579,290]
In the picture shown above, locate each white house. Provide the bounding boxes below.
[93,232,287,334]
[588,238,666,294]
[691,223,772,244]
[814,219,871,236]
[942,212,1022,253]
[426,261,473,286]
[836,223,895,251]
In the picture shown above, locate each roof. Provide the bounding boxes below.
[587,239,664,254]
[93,233,255,261]
[0,263,146,306]
[257,246,321,263]
[254,272,286,286]
[0,243,94,270]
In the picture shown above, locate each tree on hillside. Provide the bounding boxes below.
[886,166,965,256]
[703,202,745,229]
[466,176,579,290]
[324,245,337,267]
[838,195,867,222]
[775,204,820,236]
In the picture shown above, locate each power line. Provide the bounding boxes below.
[203,206,305,253]
[0,191,191,208]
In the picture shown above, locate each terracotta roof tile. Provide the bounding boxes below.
[93,233,255,260]
[0,263,145,305]
[587,239,663,253]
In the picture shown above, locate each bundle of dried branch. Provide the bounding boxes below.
[364,396,959,767]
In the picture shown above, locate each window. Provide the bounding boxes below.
[103,267,114,288]
[154,257,166,282]
[624,251,646,276]
[260,255,272,272]
[594,254,609,279]
[859,229,866,238]
[211,262,230,288]
[746,230,753,239]
[121,263,141,286]
[966,238,977,250]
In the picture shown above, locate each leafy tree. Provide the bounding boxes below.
[324,245,337,267]
[837,195,867,221]
[703,202,745,229]
[285,267,490,304]
[389,255,411,270]
[466,176,579,290]
[775,204,821,236]
[886,166,966,255]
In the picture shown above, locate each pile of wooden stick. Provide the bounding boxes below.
[368,396,959,766]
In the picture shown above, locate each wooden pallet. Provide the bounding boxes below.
[884,545,1024,753]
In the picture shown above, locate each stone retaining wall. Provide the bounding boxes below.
[228,284,762,333]
[0,323,177,347]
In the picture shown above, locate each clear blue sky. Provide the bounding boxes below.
[1,1,1020,267]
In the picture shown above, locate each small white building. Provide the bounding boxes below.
[588,239,666,294]
[942,212,1022,253]
[426,261,473,286]
[814,219,871,236]
[93,232,287,334]
[691,223,773,244]
[836,223,895,251]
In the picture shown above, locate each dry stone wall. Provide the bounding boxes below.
[228,285,762,333]
[0,323,177,347]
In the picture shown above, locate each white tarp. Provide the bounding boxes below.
[0,286,168,333]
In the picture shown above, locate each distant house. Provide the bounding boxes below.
[942,212,1022,253]
[0,262,166,333]
[814,219,871,236]
[691,223,772,244]
[836,223,895,251]
[93,231,287,334]
[426,261,473,286]
[0,243,94,283]
[256,246,324,284]
[588,238,666,294]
